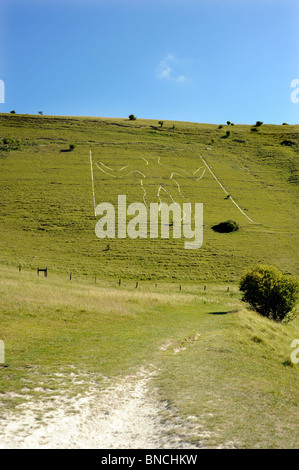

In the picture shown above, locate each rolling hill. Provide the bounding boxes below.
[0,113,298,448]
[0,113,298,282]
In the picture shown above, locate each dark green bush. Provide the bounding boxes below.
[281,140,295,146]
[1,137,22,151]
[239,265,299,322]
[128,114,137,121]
[212,220,239,233]
[221,130,231,139]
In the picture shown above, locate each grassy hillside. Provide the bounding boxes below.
[0,266,298,448]
[0,115,298,448]
[0,113,298,282]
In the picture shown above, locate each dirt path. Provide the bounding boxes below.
[0,366,200,449]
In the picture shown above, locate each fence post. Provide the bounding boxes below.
[37,267,47,277]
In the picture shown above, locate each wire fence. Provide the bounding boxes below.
[15,263,236,293]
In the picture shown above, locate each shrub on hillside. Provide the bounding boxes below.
[239,265,299,322]
[281,140,295,146]
[212,220,239,233]
[255,121,263,127]
[128,114,137,121]
[1,137,22,151]
[221,130,231,138]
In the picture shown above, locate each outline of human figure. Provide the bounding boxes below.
[95,155,205,220]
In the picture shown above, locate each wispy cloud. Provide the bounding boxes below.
[156,53,188,83]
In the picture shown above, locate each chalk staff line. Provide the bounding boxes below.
[200,155,255,223]
[90,150,97,216]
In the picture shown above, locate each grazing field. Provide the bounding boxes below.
[0,113,298,448]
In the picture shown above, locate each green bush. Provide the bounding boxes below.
[128,114,137,121]
[1,137,22,151]
[212,220,239,233]
[281,140,295,146]
[239,265,299,322]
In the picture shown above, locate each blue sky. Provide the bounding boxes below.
[1,0,298,124]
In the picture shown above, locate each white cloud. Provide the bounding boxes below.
[156,53,187,83]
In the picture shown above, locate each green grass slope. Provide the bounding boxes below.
[0,266,298,448]
[0,113,298,282]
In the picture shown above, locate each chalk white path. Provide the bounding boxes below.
[0,368,200,449]
[200,155,255,223]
